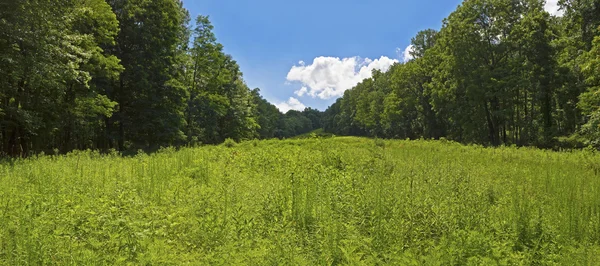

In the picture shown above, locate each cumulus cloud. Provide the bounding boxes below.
[398,45,415,63]
[275,97,306,113]
[544,0,564,16]
[295,86,308,97]
[286,56,398,100]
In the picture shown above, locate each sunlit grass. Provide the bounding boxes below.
[1,137,599,265]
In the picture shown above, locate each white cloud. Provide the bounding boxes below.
[395,48,403,59]
[295,86,308,97]
[544,0,564,16]
[399,45,415,63]
[286,56,398,100]
[275,97,306,113]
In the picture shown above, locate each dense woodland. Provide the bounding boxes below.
[1,0,600,157]
[322,0,600,148]
[0,0,321,156]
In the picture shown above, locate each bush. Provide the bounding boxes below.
[190,136,202,147]
[223,138,237,148]
[556,135,587,150]
[374,138,386,148]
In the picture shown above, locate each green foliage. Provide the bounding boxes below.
[321,0,600,148]
[291,129,334,139]
[0,1,320,157]
[279,110,316,138]
[2,0,600,156]
[1,137,600,264]
[373,138,386,148]
[222,138,237,148]
[252,88,282,139]
[578,27,600,147]
[106,0,191,151]
[185,15,260,144]
[0,0,121,156]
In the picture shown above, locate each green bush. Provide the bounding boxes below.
[374,138,386,148]
[223,138,237,148]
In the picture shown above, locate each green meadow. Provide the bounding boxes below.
[1,137,600,265]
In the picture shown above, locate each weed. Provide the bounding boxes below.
[0,137,599,264]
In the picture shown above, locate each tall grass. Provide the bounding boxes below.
[1,137,599,265]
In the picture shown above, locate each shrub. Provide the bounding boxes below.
[374,138,386,148]
[223,138,237,148]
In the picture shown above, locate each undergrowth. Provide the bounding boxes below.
[1,137,599,265]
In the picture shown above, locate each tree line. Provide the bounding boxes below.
[4,0,599,156]
[322,0,600,148]
[0,0,320,156]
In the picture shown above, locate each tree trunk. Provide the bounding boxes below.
[484,101,499,146]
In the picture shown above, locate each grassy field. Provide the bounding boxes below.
[1,137,600,265]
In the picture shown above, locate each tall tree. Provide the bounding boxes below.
[186,15,259,144]
[323,0,575,147]
[578,27,600,145]
[0,0,120,156]
[107,0,190,151]
[251,89,282,139]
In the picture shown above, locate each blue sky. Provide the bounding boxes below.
[181,0,562,112]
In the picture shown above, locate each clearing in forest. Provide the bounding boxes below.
[1,137,599,265]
